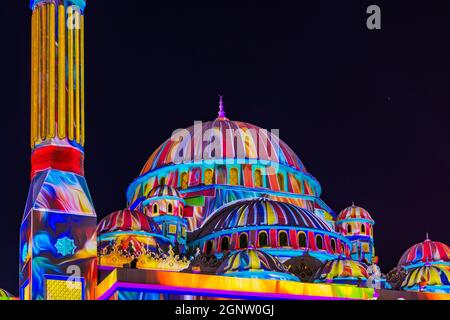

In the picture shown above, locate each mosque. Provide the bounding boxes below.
[2,0,450,300]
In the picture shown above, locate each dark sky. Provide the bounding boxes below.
[1,1,450,295]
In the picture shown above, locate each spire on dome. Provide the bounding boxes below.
[217,95,228,120]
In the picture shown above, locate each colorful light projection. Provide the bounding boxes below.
[20,0,97,300]
[96,268,375,300]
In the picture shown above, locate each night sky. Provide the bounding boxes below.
[1,1,450,295]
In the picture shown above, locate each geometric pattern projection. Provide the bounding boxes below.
[46,279,82,300]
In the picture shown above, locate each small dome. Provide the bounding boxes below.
[147,185,183,201]
[196,198,332,238]
[402,265,450,289]
[217,249,298,281]
[398,237,450,267]
[97,209,160,234]
[0,289,14,299]
[318,258,368,281]
[336,204,374,223]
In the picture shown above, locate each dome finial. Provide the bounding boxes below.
[426,232,430,241]
[217,95,228,120]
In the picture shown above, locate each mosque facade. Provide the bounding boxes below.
[1,0,450,300]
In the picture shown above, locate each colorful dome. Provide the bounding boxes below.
[140,117,307,175]
[0,289,13,299]
[196,198,333,238]
[398,238,450,267]
[217,249,298,281]
[336,204,374,223]
[318,259,368,281]
[402,265,450,289]
[147,185,183,201]
[97,209,161,234]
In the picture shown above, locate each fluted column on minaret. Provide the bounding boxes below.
[31,0,86,148]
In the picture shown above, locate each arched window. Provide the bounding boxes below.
[204,169,214,185]
[341,244,346,254]
[230,168,239,186]
[277,173,285,191]
[258,231,268,247]
[168,203,173,214]
[179,206,183,217]
[361,224,366,234]
[296,178,303,194]
[347,225,352,234]
[298,232,307,248]
[254,169,263,188]
[316,235,323,250]
[279,231,289,247]
[159,177,166,186]
[206,240,213,255]
[239,233,248,249]
[181,172,188,189]
[330,238,336,253]
[221,237,230,251]
[152,203,159,215]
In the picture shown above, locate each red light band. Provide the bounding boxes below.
[31,146,85,179]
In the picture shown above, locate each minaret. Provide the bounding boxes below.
[19,0,97,300]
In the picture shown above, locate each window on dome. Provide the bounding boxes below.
[159,177,166,186]
[254,169,263,188]
[277,173,285,191]
[279,231,289,247]
[341,244,346,254]
[152,203,159,215]
[239,233,248,249]
[221,236,230,251]
[204,169,215,185]
[206,240,213,255]
[330,238,336,253]
[168,203,174,214]
[347,225,352,234]
[258,231,269,247]
[361,224,366,234]
[180,172,188,189]
[316,235,323,250]
[298,232,307,248]
[230,168,239,186]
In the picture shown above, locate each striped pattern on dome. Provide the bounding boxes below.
[147,185,182,199]
[97,209,160,234]
[402,266,450,289]
[0,289,13,299]
[217,249,289,275]
[319,259,368,281]
[336,205,374,222]
[398,239,450,267]
[197,198,332,238]
[140,119,307,175]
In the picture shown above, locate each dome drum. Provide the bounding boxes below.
[192,227,351,261]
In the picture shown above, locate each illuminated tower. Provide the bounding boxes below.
[336,204,375,264]
[19,0,97,300]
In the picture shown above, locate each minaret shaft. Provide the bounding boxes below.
[21,0,96,301]
[31,2,85,149]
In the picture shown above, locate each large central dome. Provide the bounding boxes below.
[140,109,307,176]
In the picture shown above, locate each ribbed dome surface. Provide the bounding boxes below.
[140,118,307,175]
[196,198,332,239]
